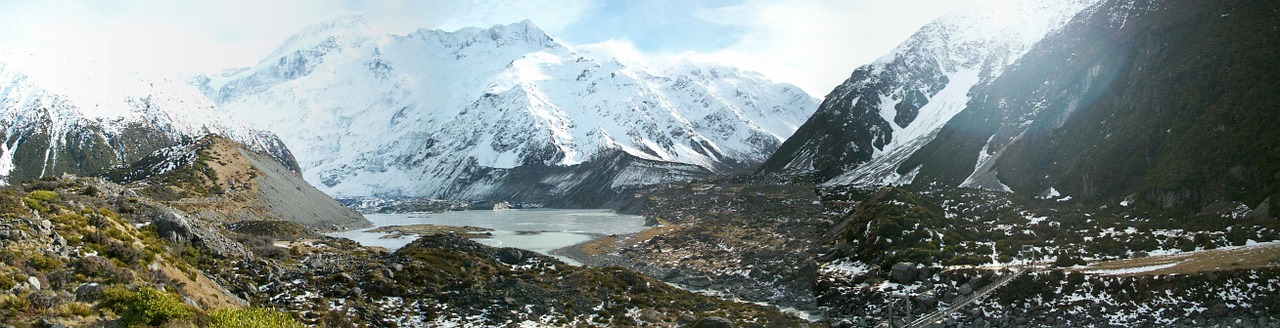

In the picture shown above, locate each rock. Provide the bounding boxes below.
[492,201,511,210]
[677,313,698,324]
[337,273,355,283]
[27,276,42,290]
[38,318,67,328]
[890,262,918,284]
[969,276,987,289]
[498,248,527,264]
[916,294,938,308]
[153,209,251,258]
[958,283,974,296]
[916,265,933,281]
[75,283,103,302]
[693,316,733,328]
[684,275,714,288]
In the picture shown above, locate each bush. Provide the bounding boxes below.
[0,275,14,290]
[74,256,135,284]
[22,197,45,212]
[28,254,62,272]
[99,286,194,327]
[208,307,305,328]
[27,190,60,202]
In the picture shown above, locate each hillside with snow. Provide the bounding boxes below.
[759,0,1099,187]
[197,17,818,205]
[0,54,293,184]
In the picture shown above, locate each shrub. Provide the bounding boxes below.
[28,254,62,272]
[0,292,32,314]
[99,286,194,327]
[27,190,59,202]
[75,256,135,284]
[22,197,45,212]
[208,307,305,328]
[0,276,14,290]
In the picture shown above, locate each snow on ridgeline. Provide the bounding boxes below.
[802,0,1100,189]
[198,16,819,199]
[0,52,292,183]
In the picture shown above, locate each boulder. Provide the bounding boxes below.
[915,293,938,308]
[75,283,103,302]
[677,313,699,324]
[684,275,714,288]
[969,275,987,289]
[692,316,733,328]
[498,248,528,265]
[153,209,251,258]
[890,262,918,284]
[916,265,933,281]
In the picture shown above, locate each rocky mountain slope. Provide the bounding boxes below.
[196,16,818,206]
[901,0,1280,213]
[0,58,294,186]
[765,0,1279,214]
[105,135,368,231]
[759,0,1100,185]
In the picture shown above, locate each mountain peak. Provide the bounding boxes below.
[263,14,374,62]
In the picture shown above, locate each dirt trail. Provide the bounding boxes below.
[1078,241,1280,276]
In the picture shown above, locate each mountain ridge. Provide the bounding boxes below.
[199,18,818,205]
[0,59,296,185]
[758,0,1100,186]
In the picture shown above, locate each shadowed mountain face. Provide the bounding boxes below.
[767,0,1279,214]
[759,0,1099,184]
[904,0,1280,212]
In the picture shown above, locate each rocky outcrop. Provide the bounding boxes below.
[152,209,251,258]
[107,135,369,231]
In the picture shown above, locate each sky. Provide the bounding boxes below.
[0,0,994,96]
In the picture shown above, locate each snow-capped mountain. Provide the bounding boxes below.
[0,55,295,184]
[197,16,818,205]
[759,0,1099,186]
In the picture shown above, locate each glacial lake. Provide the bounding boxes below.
[326,209,646,264]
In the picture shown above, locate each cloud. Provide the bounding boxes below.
[0,0,987,97]
[0,0,592,75]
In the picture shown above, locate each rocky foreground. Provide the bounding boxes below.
[563,176,1280,327]
[0,137,816,327]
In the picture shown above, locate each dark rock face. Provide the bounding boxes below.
[758,52,948,180]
